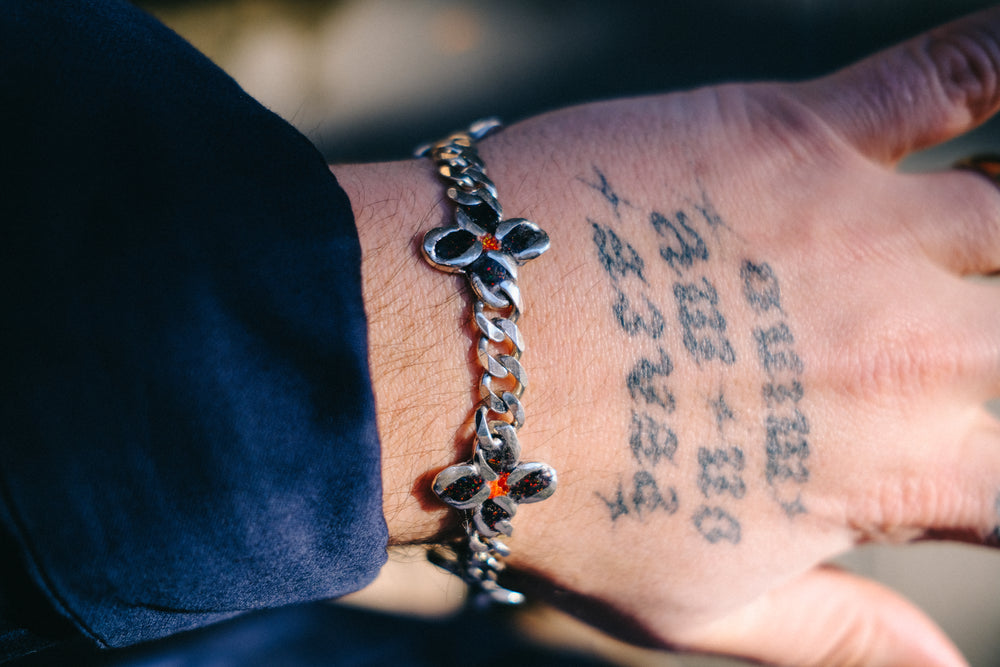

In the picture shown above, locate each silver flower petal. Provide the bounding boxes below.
[474,495,517,537]
[507,462,557,504]
[422,226,482,272]
[496,218,550,262]
[432,463,490,510]
[453,207,490,236]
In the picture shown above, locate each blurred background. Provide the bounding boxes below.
[130,0,1000,665]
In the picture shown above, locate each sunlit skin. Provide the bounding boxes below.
[338,8,1000,665]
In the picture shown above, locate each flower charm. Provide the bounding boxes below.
[420,123,556,601]
[422,205,550,309]
[432,420,557,537]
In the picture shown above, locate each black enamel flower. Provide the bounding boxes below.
[432,421,557,537]
[422,206,550,309]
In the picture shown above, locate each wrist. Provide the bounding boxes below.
[333,127,627,569]
[335,158,467,546]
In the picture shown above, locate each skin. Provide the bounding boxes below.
[336,7,1000,666]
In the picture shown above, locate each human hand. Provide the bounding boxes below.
[341,7,1000,665]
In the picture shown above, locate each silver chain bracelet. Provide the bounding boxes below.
[417,119,557,607]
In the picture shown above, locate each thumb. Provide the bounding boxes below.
[802,6,1000,164]
[675,566,967,667]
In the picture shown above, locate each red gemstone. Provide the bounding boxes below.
[480,234,501,252]
[488,472,510,498]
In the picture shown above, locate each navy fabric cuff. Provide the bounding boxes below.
[0,0,386,648]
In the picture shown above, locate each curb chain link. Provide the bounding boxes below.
[419,119,543,606]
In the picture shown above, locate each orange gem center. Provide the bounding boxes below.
[488,472,510,498]
[480,234,501,252]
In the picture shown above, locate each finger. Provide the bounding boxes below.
[844,273,1000,400]
[934,281,1000,400]
[848,407,1000,545]
[675,567,967,667]
[897,170,1000,275]
[802,6,1000,164]
[957,283,1000,400]
[934,408,1000,543]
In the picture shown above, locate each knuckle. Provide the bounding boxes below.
[850,474,961,542]
[735,84,853,167]
[866,344,948,399]
[817,294,986,409]
[842,322,960,402]
[921,28,1000,122]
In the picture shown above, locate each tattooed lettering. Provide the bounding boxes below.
[596,484,630,522]
[763,381,804,407]
[674,278,736,365]
[630,412,679,466]
[753,323,804,375]
[741,260,782,313]
[627,348,675,410]
[651,210,709,276]
[632,470,679,515]
[692,506,741,544]
[587,169,684,526]
[765,411,810,483]
[777,495,807,518]
[694,388,746,542]
[587,190,662,341]
[692,429,746,541]
[592,221,647,284]
[580,167,632,218]
[613,289,665,339]
[586,170,755,534]
[761,390,810,495]
[744,259,810,517]
[709,392,736,432]
[693,193,725,231]
[596,471,679,521]
[766,409,809,438]
[698,447,746,499]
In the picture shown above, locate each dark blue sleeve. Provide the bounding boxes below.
[0,0,387,652]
